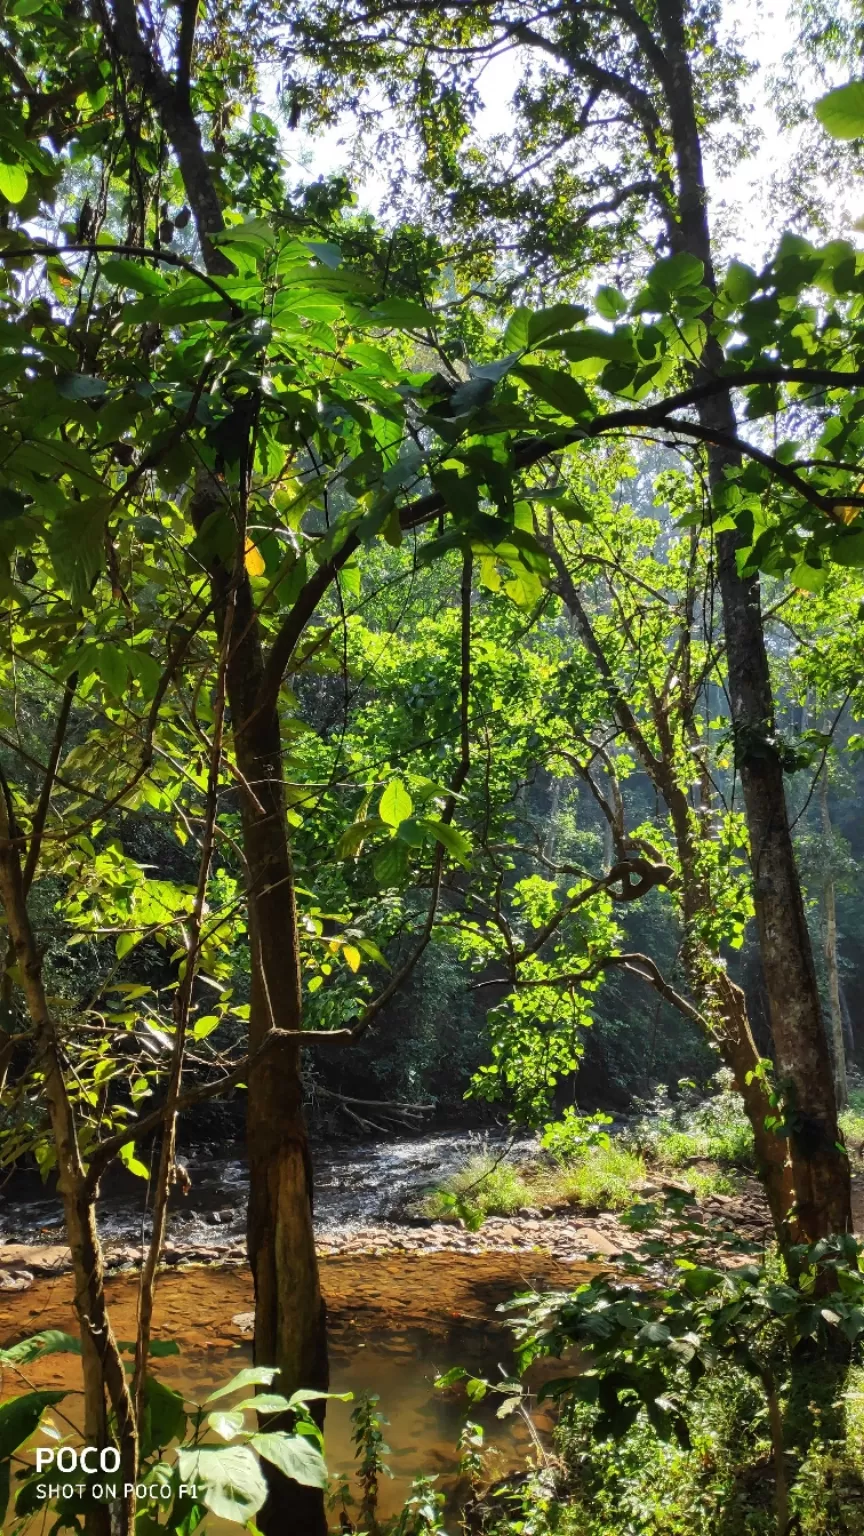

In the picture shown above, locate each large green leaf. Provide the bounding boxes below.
[141,1377,187,1456]
[48,497,110,607]
[0,163,28,204]
[251,1431,328,1489]
[0,1332,80,1366]
[176,1444,268,1523]
[364,297,433,328]
[421,818,471,868]
[101,258,170,296]
[379,779,413,828]
[516,364,592,421]
[205,1367,278,1404]
[0,1392,67,1460]
[56,374,109,401]
[815,81,864,140]
[830,531,864,566]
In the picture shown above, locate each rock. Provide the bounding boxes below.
[0,1268,33,1290]
[573,1227,623,1257]
[517,1208,543,1219]
[0,1243,71,1273]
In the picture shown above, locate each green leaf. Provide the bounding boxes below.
[421,818,471,867]
[56,374,109,400]
[335,817,385,858]
[648,252,705,294]
[287,1389,353,1408]
[365,297,433,328]
[119,1142,149,1179]
[0,1332,80,1367]
[192,1014,221,1040]
[517,364,592,420]
[526,303,589,346]
[372,841,410,886]
[503,308,532,349]
[791,563,826,592]
[205,1367,279,1404]
[141,1377,187,1457]
[722,261,759,305]
[830,532,864,567]
[176,1444,268,1523]
[251,1431,328,1488]
[815,81,864,140]
[636,1321,671,1346]
[680,1266,722,1298]
[304,240,341,268]
[48,498,110,608]
[379,779,413,828]
[595,285,628,320]
[0,163,28,204]
[0,1391,67,1460]
[208,1410,246,1441]
[96,643,129,697]
[101,258,170,296]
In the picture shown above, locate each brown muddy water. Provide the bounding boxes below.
[1,1251,592,1525]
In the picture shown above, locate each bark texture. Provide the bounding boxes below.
[550,546,795,1245]
[652,0,850,1241]
[192,484,328,1536]
[820,772,848,1110]
[0,783,136,1536]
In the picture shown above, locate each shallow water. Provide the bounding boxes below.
[2,1252,575,1529]
[0,1128,536,1251]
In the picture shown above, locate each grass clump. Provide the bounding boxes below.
[420,1152,533,1226]
[550,1140,646,1211]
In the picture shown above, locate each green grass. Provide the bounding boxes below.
[420,1141,649,1223]
[840,1091,864,1163]
[420,1153,533,1223]
[550,1141,646,1211]
[421,1126,739,1228]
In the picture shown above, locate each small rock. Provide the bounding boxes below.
[574,1227,622,1257]
[0,1268,33,1290]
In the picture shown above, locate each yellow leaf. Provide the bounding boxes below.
[245,538,265,575]
[343,944,361,973]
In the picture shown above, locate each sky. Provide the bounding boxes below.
[269,0,854,273]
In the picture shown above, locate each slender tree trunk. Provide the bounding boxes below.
[192,486,328,1536]
[0,784,136,1536]
[548,544,795,1242]
[100,3,331,1516]
[820,772,848,1110]
[654,0,851,1242]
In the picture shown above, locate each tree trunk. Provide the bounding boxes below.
[820,772,848,1110]
[548,545,796,1243]
[192,487,328,1536]
[654,0,851,1242]
[0,786,136,1536]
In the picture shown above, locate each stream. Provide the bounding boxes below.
[0,1129,536,1254]
[1,1132,585,1525]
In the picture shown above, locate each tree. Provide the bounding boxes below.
[282,0,859,1243]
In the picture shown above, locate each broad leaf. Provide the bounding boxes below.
[815,81,864,140]
[0,1392,67,1460]
[176,1444,268,1522]
[251,1431,328,1489]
